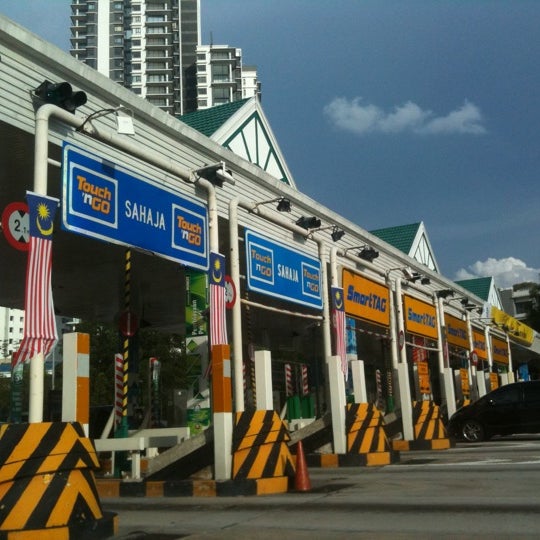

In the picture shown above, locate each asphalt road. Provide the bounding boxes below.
[104,436,540,539]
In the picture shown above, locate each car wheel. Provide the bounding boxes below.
[461,420,485,442]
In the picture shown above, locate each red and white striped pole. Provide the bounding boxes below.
[285,363,294,397]
[301,364,309,396]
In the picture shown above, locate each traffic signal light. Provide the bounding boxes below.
[34,80,87,113]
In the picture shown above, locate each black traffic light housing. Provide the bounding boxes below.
[34,80,87,113]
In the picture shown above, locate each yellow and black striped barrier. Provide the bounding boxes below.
[0,422,116,539]
[393,401,453,451]
[305,403,399,468]
[457,398,471,409]
[345,403,396,466]
[232,410,295,487]
[96,476,289,497]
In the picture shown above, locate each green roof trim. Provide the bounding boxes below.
[370,223,421,254]
[454,277,492,301]
[178,99,250,137]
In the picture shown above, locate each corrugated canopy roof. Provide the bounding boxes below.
[370,222,421,254]
[454,277,493,301]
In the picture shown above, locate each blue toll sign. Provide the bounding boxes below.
[62,143,208,270]
[245,229,322,309]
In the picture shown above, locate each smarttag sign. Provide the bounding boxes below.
[62,143,208,270]
[245,229,322,309]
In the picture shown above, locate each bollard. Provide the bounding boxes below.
[0,422,116,539]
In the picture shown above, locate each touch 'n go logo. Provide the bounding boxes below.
[71,167,117,227]
[172,204,206,255]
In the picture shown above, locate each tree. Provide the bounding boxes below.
[73,321,120,407]
[71,321,198,421]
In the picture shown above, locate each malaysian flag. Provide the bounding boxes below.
[209,252,228,346]
[332,286,347,379]
[12,192,59,368]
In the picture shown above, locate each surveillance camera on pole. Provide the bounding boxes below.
[194,161,235,187]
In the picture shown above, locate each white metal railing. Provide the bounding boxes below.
[94,427,190,480]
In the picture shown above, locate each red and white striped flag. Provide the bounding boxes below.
[209,252,228,346]
[332,286,348,380]
[12,192,59,368]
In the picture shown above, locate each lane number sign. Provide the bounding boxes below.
[1,202,29,251]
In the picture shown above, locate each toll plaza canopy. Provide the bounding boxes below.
[1,14,539,375]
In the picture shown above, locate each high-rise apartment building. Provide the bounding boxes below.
[70,1,260,115]
[0,307,24,359]
[70,0,201,115]
[195,44,261,110]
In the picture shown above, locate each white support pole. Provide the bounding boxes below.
[62,333,90,436]
[506,335,514,383]
[388,280,400,371]
[318,241,332,360]
[465,311,475,399]
[485,326,493,372]
[211,344,232,481]
[436,295,456,418]
[254,350,273,410]
[350,358,367,403]
[28,354,45,423]
[435,296,446,376]
[229,198,245,413]
[442,368,457,418]
[477,370,487,397]
[393,278,414,441]
[213,414,232,481]
[397,362,414,441]
[327,355,347,454]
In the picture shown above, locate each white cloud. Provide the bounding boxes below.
[455,257,540,288]
[323,97,486,136]
[418,101,486,135]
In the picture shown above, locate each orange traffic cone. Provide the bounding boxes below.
[294,439,311,492]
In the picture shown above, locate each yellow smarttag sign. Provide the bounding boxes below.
[403,295,438,340]
[472,329,488,360]
[445,313,469,349]
[491,336,509,365]
[342,269,390,326]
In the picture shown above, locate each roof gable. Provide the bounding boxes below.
[179,99,249,137]
[454,276,502,309]
[370,222,440,272]
[370,222,420,253]
[178,98,295,187]
[454,277,493,300]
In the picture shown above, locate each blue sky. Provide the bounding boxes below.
[2,1,539,288]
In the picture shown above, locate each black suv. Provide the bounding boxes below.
[448,381,540,442]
